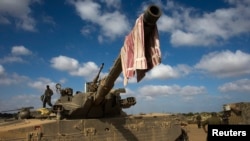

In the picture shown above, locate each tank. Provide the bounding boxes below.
[221,102,250,125]
[0,5,188,141]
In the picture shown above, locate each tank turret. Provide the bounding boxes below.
[51,5,161,119]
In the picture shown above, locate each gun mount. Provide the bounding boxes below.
[51,5,162,119]
[53,62,136,119]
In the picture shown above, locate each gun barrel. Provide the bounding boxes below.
[143,5,162,26]
[0,106,34,113]
[92,63,104,83]
[94,5,161,105]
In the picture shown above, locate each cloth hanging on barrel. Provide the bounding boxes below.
[121,14,161,86]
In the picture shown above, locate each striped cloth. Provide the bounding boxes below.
[121,14,161,86]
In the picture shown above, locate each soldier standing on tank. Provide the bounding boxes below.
[202,112,222,141]
[42,85,54,108]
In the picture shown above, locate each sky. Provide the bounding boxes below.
[0,0,250,114]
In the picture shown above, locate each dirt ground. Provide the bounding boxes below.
[184,124,207,141]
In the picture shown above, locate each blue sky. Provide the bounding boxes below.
[0,0,250,114]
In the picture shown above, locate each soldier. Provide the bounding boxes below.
[202,112,222,141]
[221,111,230,124]
[42,85,54,108]
[196,114,202,128]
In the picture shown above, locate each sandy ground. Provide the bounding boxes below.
[184,124,207,141]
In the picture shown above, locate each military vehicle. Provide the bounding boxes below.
[221,102,250,125]
[0,5,189,141]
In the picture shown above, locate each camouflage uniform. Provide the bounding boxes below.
[43,85,53,108]
[196,114,202,128]
[202,112,222,141]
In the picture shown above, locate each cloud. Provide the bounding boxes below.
[0,0,39,31]
[146,64,192,80]
[11,45,32,55]
[158,0,250,47]
[119,63,192,84]
[157,14,181,33]
[42,15,56,26]
[0,65,5,75]
[81,25,96,36]
[0,94,43,111]
[195,50,250,77]
[138,84,206,97]
[101,0,121,9]
[218,78,250,93]
[69,61,99,78]
[50,55,79,71]
[69,0,130,42]
[0,46,32,64]
[0,56,24,64]
[0,73,29,85]
[28,77,56,91]
[50,55,100,80]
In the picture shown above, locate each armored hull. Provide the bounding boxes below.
[0,114,186,141]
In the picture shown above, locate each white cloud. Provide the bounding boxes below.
[101,0,121,9]
[138,84,206,97]
[0,65,5,75]
[158,0,250,47]
[157,14,180,32]
[0,0,38,31]
[81,25,96,36]
[146,64,191,80]
[50,55,100,80]
[0,73,29,85]
[69,62,99,78]
[42,15,56,26]
[0,94,43,111]
[170,30,217,46]
[50,55,79,71]
[0,56,24,63]
[174,64,192,76]
[219,78,250,93]
[28,77,56,91]
[69,0,130,42]
[0,46,32,64]
[146,64,178,79]
[73,0,101,21]
[195,50,250,77]
[11,45,32,56]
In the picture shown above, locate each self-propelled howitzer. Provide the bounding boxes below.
[0,5,189,141]
[52,5,162,119]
